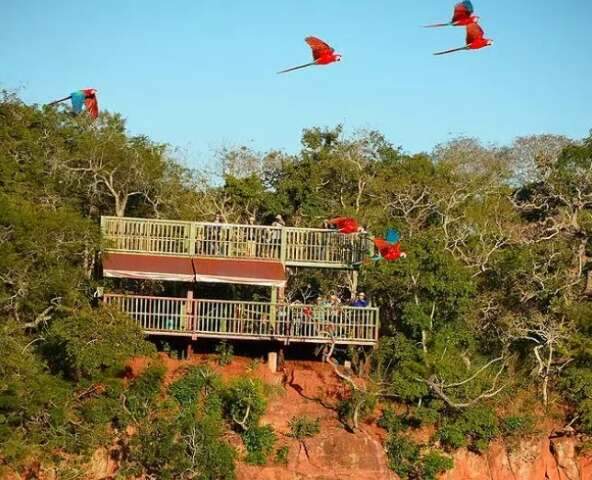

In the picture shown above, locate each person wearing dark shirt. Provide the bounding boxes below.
[352,292,369,307]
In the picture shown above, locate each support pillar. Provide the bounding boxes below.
[268,351,278,373]
[270,287,278,332]
[351,270,359,300]
[185,290,194,332]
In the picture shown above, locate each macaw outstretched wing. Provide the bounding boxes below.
[70,91,85,114]
[385,228,401,244]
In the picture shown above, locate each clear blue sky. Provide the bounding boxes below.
[2,0,591,167]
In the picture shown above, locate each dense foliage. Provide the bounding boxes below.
[1,91,591,476]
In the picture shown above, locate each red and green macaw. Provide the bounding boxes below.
[48,88,99,119]
[372,228,406,262]
[434,23,493,55]
[278,36,342,74]
[424,1,479,27]
[327,217,361,234]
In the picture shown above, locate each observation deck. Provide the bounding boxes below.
[101,216,371,269]
[104,294,379,346]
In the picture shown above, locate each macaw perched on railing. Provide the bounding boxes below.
[326,217,363,234]
[48,88,99,119]
[372,228,407,262]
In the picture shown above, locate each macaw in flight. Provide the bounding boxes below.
[48,88,99,119]
[326,217,362,234]
[424,1,479,27]
[373,228,407,262]
[278,36,342,74]
[433,23,493,55]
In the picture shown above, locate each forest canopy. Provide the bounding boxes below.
[1,91,591,477]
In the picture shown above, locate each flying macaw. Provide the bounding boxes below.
[326,217,362,234]
[433,23,493,55]
[372,228,407,262]
[48,88,99,119]
[278,36,342,74]
[424,1,479,27]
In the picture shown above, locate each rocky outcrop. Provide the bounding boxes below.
[441,437,591,480]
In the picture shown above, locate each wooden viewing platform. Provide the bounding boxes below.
[101,216,371,269]
[104,294,379,346]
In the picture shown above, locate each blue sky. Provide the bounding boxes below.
[2,0,591,168]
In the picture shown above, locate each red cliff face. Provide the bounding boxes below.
[441,437,590,480]
[6,356,591,480]
[233,360,592,480]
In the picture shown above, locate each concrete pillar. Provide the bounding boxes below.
[268,351,278,373]
[187,342,194,360]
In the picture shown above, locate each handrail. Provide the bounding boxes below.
[101,216,371,268]
[104,293,379,345]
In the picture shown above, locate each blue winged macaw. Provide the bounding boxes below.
[48,88,99,119]
[372,228,406,262]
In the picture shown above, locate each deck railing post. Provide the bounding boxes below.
[280,228,287,263]
[189,222,197,256]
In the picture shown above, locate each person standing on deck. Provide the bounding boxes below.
[352,292,369,307]
[269,214,285,257]
[246,215,258,257]
[328,294,342,337]
[210,212,225,255]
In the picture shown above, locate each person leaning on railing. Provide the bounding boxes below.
[351,292,369,308]
[268,214,286,257]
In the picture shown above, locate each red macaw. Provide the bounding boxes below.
[278,36,342,74]
[327,217,361,234]
[83,89,99,119]
[433,23,493,55]
[48,88,99,119]
[424,1,479,27]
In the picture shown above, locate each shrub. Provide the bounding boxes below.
[169,366,220,408]
[337,390,377,430]
[124,361,166,420]
[385,433,420,478]
[274,445,290,465]
[438,406,500,452]
[385,433,453,480]
[410,406,440,427]
[501,415,535,437]
[124,409,235,480]
[223,378,267,431]
[288,415,321,440]
[560,367,592,435]
[241,424,276,465]
[420,451,454,480]
[378,408,403,433]
[43,306,155,381]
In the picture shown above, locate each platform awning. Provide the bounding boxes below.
[102,253,195,282]
[192,257,286,288]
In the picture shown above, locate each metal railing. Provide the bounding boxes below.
[101,216,370,268]
[104,294,379,345]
